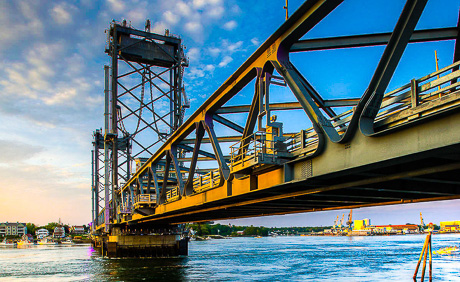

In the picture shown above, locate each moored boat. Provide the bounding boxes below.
[61,239,74,245]
[38,238,57,245]
[0,238,16,247]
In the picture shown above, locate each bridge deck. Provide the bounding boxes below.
[125,85,460,226]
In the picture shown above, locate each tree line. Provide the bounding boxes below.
[186,223,330,237]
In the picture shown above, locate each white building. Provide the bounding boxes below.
[36,228,49,239]
[71,226,85,234]
[0,222,27,236]
[53,226,65,238]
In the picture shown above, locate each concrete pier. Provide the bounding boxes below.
[93,233,188,258]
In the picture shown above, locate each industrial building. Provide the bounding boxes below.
[0,222,27,236]
[373,225,419,234]
[440,221,460,232]
[352,219,420,235]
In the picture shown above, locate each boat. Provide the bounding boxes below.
[38,238,57,245]
[61,239,74,245]
[17,240,33,246]
[0,238,16,247]
[17,234,34,246]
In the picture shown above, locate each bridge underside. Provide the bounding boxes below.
[132,108,460,225]
[153,146,460,224]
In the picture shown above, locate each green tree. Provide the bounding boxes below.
[26,223,37,235]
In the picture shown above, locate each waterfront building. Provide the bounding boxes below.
[440,221,460,232]
[373,224,419,234]
[353,219,371,231]
[71,226,85,234]
[36,228,50,239]
[53,226,65,238]
[0,222,27,236]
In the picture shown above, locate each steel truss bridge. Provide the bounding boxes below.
[92,0,460,233]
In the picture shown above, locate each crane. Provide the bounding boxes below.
[420,212,425,232]
[347,209,353,230]
[340,213,345,228]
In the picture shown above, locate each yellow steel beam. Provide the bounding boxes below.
[119,0,343,195]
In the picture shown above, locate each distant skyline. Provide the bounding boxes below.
[0,0,459,226]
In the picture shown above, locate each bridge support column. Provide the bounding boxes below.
[105,234,188,258]
[93,228,188,258]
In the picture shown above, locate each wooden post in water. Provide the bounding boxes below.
[421,235,429,282]
[429,233,432,282]
[413,232,432,281]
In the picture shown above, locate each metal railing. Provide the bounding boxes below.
[166,187,180,202]
[288,61,460,151]
[193,169,221,193]
[117,205,132,214]
[134,194,156,204]
[229,131,288,167]
[374,61,460,123]
[285,128,319,155]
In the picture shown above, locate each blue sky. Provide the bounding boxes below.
[0,0,458,226]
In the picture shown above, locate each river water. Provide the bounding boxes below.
[1,234,459,281]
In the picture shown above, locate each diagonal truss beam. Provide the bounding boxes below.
[203,116,230,181]
[274,60,341,142]
[212,114,244,134]
[359,0,428,136]
[185,122,205,196]
[170,145,184,195]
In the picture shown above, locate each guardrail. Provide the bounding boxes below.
[289,61,460,150]
[374,61,460,124]
[229,131,285,167]
[166,187,180,202]
[134,194,156,205]
[117,205,131,214]
[193,169,221,193]
[285,128,319,155]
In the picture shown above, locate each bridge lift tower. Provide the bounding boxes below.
[91,20,189,235]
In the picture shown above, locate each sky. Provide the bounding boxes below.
[0,0,459,227]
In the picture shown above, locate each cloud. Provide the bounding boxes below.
[43,89,78,105]
[127,8,148,26]
[223,20,237,31]
[227,41,243,52]
[50,3,75,25]
[192,0,223,9]
[107,0,125,13]
[0,161,90,225]
[208,47,221,57]
[0,140,43,163]
[176,1,192,17]
[205,64,215,72]
[206,6,224,18]
[187,47,201,63]
[0,1,44,50]
[251,37,260,46]
[185,21,203,34]
[152,21,168,34]
[218,56,233,67]
[163,11,179,25]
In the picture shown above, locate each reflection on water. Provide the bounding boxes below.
[0,234,459,281]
